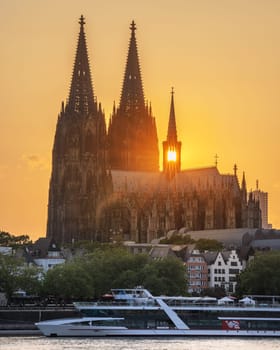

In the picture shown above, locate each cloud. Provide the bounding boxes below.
[21,154,50,171]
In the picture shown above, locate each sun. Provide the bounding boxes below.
[167,149,177,162]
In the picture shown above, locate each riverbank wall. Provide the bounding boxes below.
[0,307,80,335]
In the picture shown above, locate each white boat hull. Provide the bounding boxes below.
[36,324,280,337]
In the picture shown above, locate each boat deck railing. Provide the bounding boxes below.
[164,301,280,308]
[74,300,280,309]
[75,300,158,307]
[0,305,75,311]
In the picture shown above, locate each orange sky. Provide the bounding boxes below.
[1,0,280,240]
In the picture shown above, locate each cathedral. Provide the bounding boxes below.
[46,16,261,245]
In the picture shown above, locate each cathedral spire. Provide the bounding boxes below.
[162,88,182,177]
[242,171,246,190]
[108,20,159,171]
[241,171,247,202]
[67,15,95,115]
[119,20,145,114]
[166,87,178,142]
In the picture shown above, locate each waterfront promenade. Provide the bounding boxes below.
[0,305,78,336]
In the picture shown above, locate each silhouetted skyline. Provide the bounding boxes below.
[1,0,279,239]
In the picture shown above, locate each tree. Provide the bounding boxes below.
[43,260,94,300]
[0,255,41,301]
[160,234,194,245]
[42,246,188,299]
[236,251,280,296]
[84,248,187,297]
[84,248,150,297]
[0,255,22,301]
[0,231,31,247]
[17,265,43,296]
[200,286,226,298]
[142,257,187,296]
[195,239,223,252]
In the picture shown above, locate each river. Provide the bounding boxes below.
[0,337,279,350]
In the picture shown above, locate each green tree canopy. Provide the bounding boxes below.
[0,255,22,301]
[43,260,94,300]
[159,235,223,252]
[141,257,187,296]
[160,234,194,245]
[195,239,223,252]
[200,286,226,298]
[236,251,280,296]
[43,247,187,299]
[0,231,31,247]
[0,255,42,301]
[17,264,43,296]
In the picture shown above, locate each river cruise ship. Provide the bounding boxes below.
[36,287,280,337]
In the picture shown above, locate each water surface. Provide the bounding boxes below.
[0,337,280,350]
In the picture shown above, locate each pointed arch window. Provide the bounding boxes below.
[83,95,89,114]
[85,129,95,153]
[74,96,80,112]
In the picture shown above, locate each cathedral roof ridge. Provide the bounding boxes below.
[180,166,220,174]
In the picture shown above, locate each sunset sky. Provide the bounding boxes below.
[1,0,280,240]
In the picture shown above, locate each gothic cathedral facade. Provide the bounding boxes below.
[46,17,261,245]
[46,16,111,243]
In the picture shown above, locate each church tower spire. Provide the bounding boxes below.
[163,88,182,178]
[241,171,247,202]
[47,16,110,245]
[119,21,145,114]
[108,21,159,171]
[67,15,95,115]
[167,87,178,142]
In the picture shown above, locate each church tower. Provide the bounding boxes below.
[46,16,111,244]
[108,21,159,171]
[162,88,182,179]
